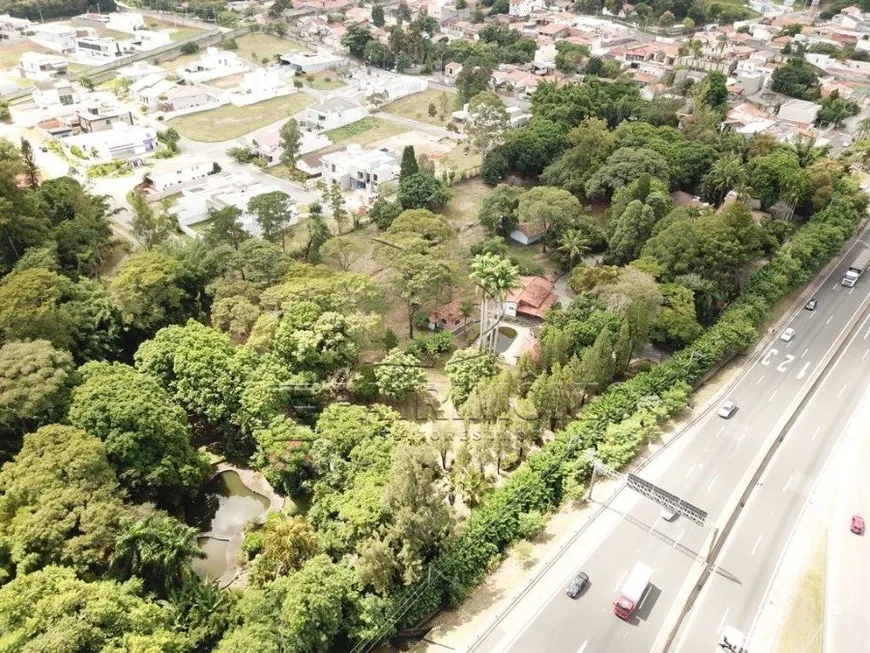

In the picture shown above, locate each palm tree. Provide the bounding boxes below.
[112,513,204,597]
[557,229,591,269]
[471,253,521,354]
[701,153,746,205]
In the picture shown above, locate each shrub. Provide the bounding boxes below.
[180,42,200,55]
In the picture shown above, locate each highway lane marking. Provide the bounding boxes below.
[838,383,848,398]
[801,348,809,359]
[576,641,588,653]
[756,375,764,385]
[750,534,763,556]
[850,287,855,295]
[715,425,725,438]
[833,283,839,291]
[716,607,730,639]
[685,464,697,479]
[736,432,747,448]
[797,362,810,379]
[707,474,719,492]
[768,390,778,402]
[864,349,869,361]
[864,324,870,339]
[827,315,834,325]
[811,425,821,442]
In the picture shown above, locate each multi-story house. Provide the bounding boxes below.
[320,144,399,194]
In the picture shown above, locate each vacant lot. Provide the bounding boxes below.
[232,32,309,64]
[207,73,245,90]
[159,52,201,72]
[0,40,53,70]
[383,89,459,127]
[304,69,344,90]
[170,28,204,42]
[169,92,313,141]
[325,117,408,147]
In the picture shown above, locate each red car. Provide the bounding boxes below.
[851,515,865,535]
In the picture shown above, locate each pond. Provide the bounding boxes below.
[495,326,518,354]
[188,470,270,582]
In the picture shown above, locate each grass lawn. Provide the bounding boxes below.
[775,534,825,653]
[442,178,494,225]
[325,117,408,147]
[69,62,95,73]
[95,27,133,40]
[169,92,313,141]
[160,52,200,71]
[435,145,481,175]
[171,28,204,42]
[232,32,310,65]
[305,69,344,90]
[382,89,459,127]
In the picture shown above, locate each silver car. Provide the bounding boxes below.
[718,400,737,419]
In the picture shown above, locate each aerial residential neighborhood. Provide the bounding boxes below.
[1,0,870,651]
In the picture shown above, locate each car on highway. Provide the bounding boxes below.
[566,572,589,599]
[717,400,737,419]
[660,506,678,521]
[851,515,865,535]
[780,327,796,342]
[805,298,818,311]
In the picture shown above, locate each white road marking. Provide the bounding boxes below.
[801,348,809,359]
[576,641,588,653]
[809,309,816,318]
[715,425,726,438]
[826,315,834,325]
[760,349,777,366]
[850,287,855,295]
[782,473,793,493]
[686,464,697,479]
[865,324,870,340]
[811,425,821,442]
[707,474,719,492]
[838,383,848,398]
[864,349,869,361]
[751,534,763,556]
[756,375,764,385]
[833,283,839,290]
[736,432,747,448]
[716,607,730,638]
[776,354,794,372]
[768,390,778,402]
[797,362,810,379]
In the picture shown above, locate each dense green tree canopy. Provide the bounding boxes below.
[69,361,209,505]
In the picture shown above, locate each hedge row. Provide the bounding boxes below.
[369,189,866,640]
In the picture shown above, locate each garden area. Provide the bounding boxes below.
[382,88,459,127]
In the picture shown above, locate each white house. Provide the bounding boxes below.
[32,79,78,109]
[180,47,247,83]
[172,171,294,237]
[130,75,177,108]
[301,97,367,131]
[278,51,346,74]
[0,14,33,42]
[159,85,220,113]
[30,23,79,54]
[61,123,158,161]
[128,29,172,50]
[509,0,544,17]
[146,157,213,194]
[227,69,293,106]
[320,144,399,194]
[76,36,124,61]
[18,52,69,80]
[118,61,167,83]
[106,12,145,33]
[238,121,331,165]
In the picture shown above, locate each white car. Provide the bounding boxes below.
[718,400,737,419]
[780,327,795,342]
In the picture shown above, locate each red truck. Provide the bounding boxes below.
[614,562,652,620]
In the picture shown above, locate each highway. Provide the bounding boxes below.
[473,225,870,653]
[673,294,870,651]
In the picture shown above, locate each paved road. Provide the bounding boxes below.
[673,296,870,651]
[473,225,870,653]
[823,385,870,653]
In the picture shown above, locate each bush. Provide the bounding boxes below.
[180,42,200,55]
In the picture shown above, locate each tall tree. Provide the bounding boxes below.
[471,252,520,353]
[204,205,250,250]
[465,91,509,157]
[400,145,419,180]
[68,361,209,505]
[249,512,318,585]
[130,191,176,249]
[247,191,295,252]
[516,186,582,251]
[109,249,186,333]
[279,118,302,167]
[19,137,38,188]
[371,4,385,27]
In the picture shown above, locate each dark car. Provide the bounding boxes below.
[851,515,865,535]
[805,298,818,311]
[566,572,589,599]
